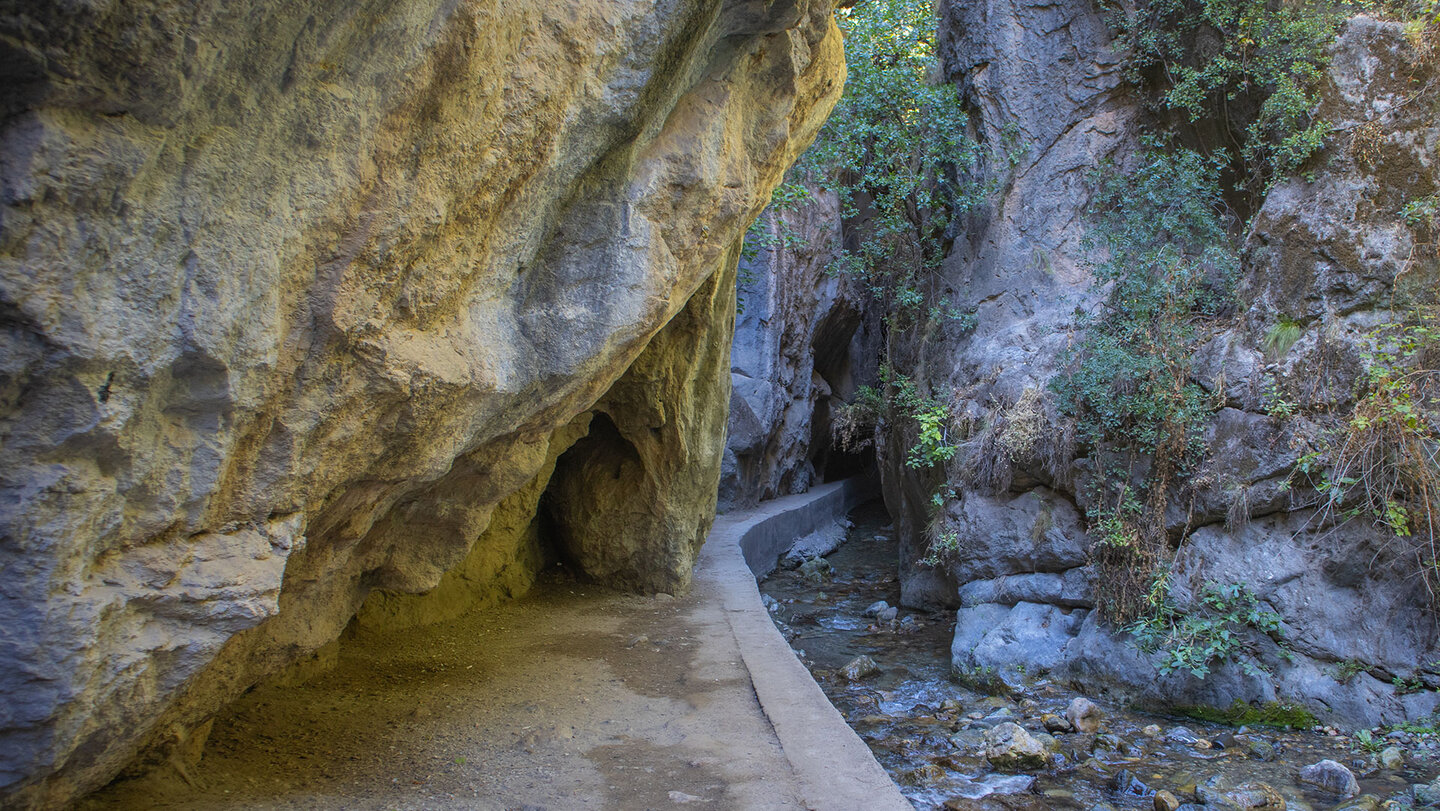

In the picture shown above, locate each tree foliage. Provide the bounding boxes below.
[1054,145,1239,622]
[1111,0,1345,197]
[796,0,987,325]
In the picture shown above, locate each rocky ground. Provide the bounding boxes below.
[761,501,1440,811]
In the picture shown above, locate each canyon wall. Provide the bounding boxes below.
[0,0,843,806]
[888,5,1440,726]
[720,188,880,511]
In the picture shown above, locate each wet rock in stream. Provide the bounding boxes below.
[1298,760,1361,799]
[841,655,882,682]
[758,501,1440,810]
[984,723,1050,771]
[1068,697,1104,734]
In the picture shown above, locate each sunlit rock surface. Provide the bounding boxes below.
[0,0,843,805]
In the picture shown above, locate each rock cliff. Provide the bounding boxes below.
[720,187,879,510]
[891,7,1440,726]
[0,0,843,806]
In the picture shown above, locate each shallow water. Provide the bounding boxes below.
[760,500,1440,811]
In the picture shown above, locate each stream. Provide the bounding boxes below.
[759,500,1440,811]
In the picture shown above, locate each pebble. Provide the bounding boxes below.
[1042,713,1074,733]
[1153,790,1180,811]
[1110,768,1153,798]
[1142,724,1162,738]
[798,557,832,583]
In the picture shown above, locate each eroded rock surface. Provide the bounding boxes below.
[0,0,843,805]
[890,8,1440,725]
[720,187,879,510]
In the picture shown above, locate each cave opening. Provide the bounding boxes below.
[536,410,643,583]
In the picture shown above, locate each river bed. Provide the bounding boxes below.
[758,500,1440,811]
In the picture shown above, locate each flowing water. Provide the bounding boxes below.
[759,500,1440,811]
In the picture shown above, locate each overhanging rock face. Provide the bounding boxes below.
[0,0,844,805]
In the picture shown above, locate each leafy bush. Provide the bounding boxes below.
[797,0,988,326]
[1129,581,1287,678]
[1109,0,1345,197]
[1053,146,1238,622]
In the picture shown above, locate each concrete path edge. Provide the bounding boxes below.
[698,478,912,811]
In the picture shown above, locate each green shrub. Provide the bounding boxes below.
[1129,582,1287,678]
[1109,0,1345,197]
[798,0,989,326]
[1053,145,1237,622]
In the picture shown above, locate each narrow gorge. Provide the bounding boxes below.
[2,0,1439,808]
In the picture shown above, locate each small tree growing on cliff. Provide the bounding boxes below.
[795,0,985,327]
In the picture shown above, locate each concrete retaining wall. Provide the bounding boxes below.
[728,474,880,579]
[698,474,908,811]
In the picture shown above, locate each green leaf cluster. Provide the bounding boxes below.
[1054,147,1235,476]
[1111,0,1345,195]
[870,364,960,470]
[1130,581,1286,678]
[1053,146,1238,623]
[797,0,987,324]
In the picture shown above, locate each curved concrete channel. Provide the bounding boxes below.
[84,477,909,810]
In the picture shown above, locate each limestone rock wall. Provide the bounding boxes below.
[885,0,1134,610]
[887,7,1440,726]
[719,188,880,511]
[0,0,843,806]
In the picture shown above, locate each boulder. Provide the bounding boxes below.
[983,722,1050,771]
[1298,759,1360,799]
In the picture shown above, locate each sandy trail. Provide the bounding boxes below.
[86,571,805,811]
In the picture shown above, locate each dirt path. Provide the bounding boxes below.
[83,483,907,811]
